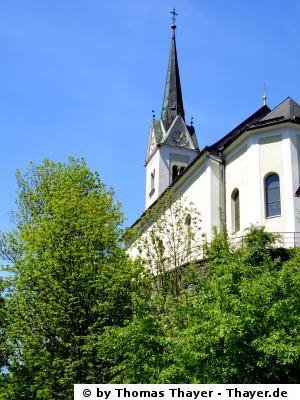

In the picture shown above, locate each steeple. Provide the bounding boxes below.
[161,10,185,131]
[145,10,199,210]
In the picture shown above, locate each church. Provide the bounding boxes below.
[128,13,300,264]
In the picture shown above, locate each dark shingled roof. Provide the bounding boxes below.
[210,105,271,151]
[209,97,300,153]
[161,27,185,131]
[261,97,300,121]
[152,120,163,143]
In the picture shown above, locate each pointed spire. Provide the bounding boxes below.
[161,10,185,131]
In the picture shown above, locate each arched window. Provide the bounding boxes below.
[231,189,240,233]
[172,165,179,182]
[265,173,281,217]
[150,169,155,192]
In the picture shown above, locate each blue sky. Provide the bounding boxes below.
[1,0,300,230]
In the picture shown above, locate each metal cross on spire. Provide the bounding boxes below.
[262,82,268,106]
[161,7,185,129]
[170,8,178,25]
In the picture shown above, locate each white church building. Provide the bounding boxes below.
[129,18,300,264]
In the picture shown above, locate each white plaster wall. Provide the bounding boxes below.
[145,148,161,209]
[174,158,211,241]
[289,128,300,239]
[130,156,215,263]
[145,145,198,210]
[225,125,299,242]
[210,159,222,230]
[165,156,222,242]
[225,143,249,235]
[245,136,261,227]
[258,128,295,234]
[258,133,284,232]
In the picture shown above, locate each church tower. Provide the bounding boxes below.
[145,11,199,209]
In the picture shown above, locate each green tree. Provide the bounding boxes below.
[0,158,140,399]
[105,194,203,383]
[92,224,300,385]
[108,226,300,384]
[156,227,300,383]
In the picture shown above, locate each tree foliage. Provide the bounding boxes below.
[0,159,141,399]
[103,227,300,384]
[0,158,299,396]
[154,227,300,383]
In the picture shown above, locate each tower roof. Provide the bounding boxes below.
[261,97,300,121]
[161,25,185,131]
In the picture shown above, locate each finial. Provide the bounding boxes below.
[152,109,155,120]
[262,82,268,106]
[170,8,178,31]
[190,117,194,126]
